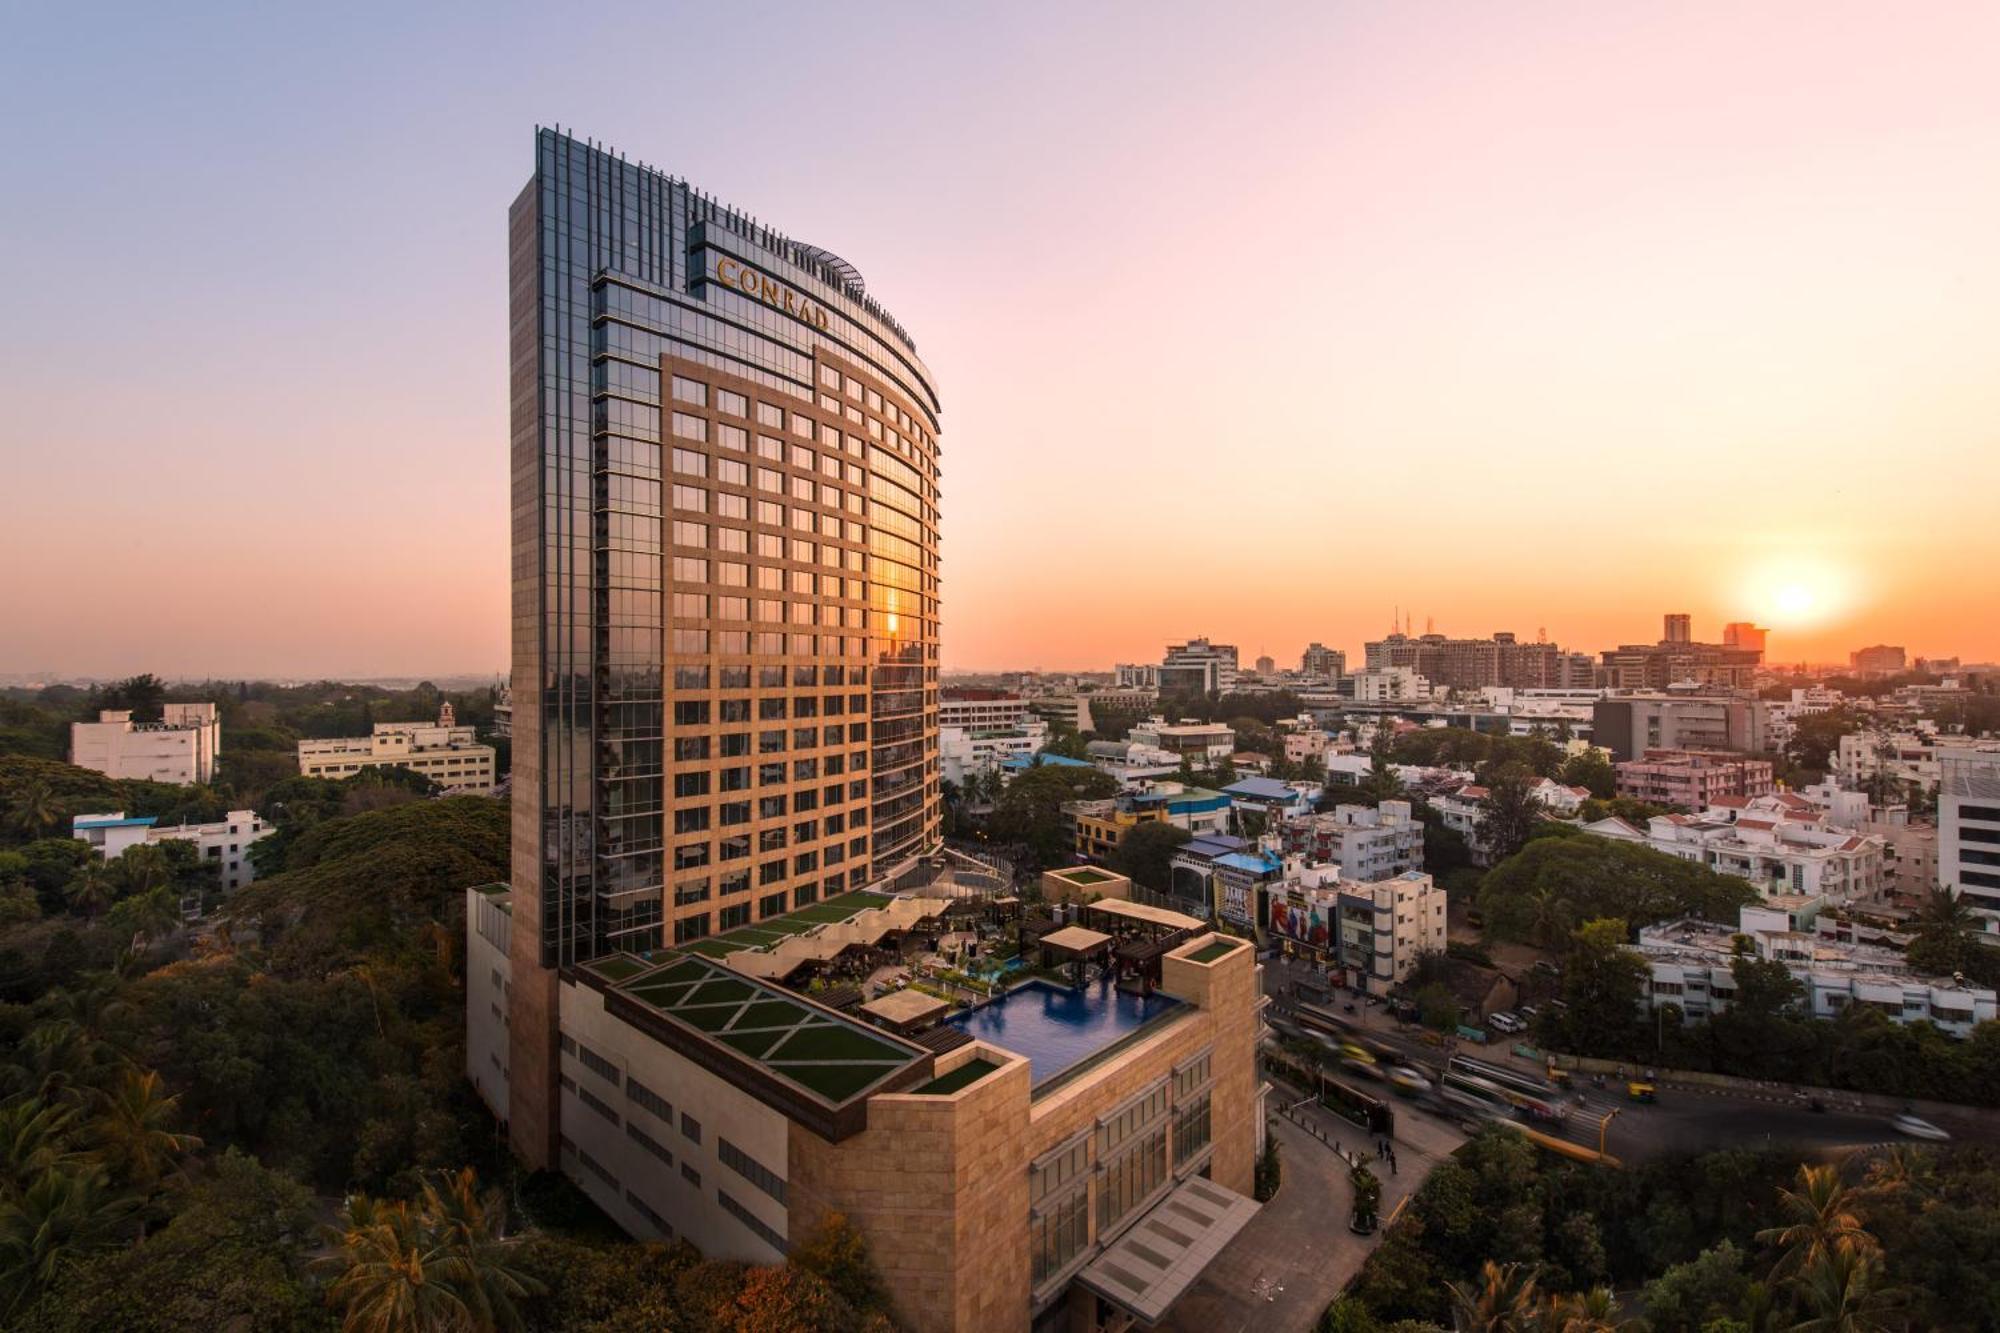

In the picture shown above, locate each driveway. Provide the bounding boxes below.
[1159,1101,1465,1332]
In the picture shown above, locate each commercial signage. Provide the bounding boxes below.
[1269,892,1333,950]
[713,255,830,331]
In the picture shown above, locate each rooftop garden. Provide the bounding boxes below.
[612,952,923,1105]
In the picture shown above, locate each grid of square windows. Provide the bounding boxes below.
[655,355,939,928]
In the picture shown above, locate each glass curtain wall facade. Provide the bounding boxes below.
[509,129,941,1161]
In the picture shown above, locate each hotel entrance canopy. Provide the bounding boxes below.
[1075,1175,1261,1326]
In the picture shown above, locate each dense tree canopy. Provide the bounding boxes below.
[988,762,1118,871]
[1476,835,1757,947]
[1108,821,1191,893]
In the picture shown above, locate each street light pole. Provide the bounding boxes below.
[1599,1107,1621,1157]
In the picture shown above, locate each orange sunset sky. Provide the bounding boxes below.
[3,3,1998,678]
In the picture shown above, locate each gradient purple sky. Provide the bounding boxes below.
[5,3,1999,678]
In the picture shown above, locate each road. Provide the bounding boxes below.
[1260,957,1990,1161]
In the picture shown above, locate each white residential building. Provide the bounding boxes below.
[1636,902,1996,1036]
[297,704,498,793]
[1081,738,1183,787]
[1274,800,1424,882]
[939,717,1050,787]
[1939,742,2000,937]
[1584,800,1886,906]
[71,808,273,892]
[1129,716,1235,764]
[939,693,1034,733]
[1529,778,1593,817]
[1266,869,1447,995]
[1796,782,1939,907]
[1834,728,1943,795]
[70,703,220,785]
[1349,668,1430,703]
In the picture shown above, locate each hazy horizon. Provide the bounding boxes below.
[6,3,1999,678]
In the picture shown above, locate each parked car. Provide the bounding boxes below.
[1487,1012,1525,1034]
[1892,1114,1950,1141]
[1518,1004,1541,1022]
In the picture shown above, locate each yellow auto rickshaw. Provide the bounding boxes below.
[1627,1081,1657,1104]
[1547,1065,1573,1089]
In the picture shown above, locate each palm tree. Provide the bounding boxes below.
[321,1171,543,1333]
[1861,1145,1929,1202]
[1914,885,1976,935]
[115,885,182,942]
[0,1098,85,1199]
[109,843,170,899]
[3,782,58,841]
[62,860,115,919]
[0,1165,140,1314]
[1546,1287,1638,1332]
[0,1021,119,1103]
[89,1068,201,1191]
[1447,1260,1541,1332]
[321,1194,473,1333]
[1786,1244,1901,1332]
[1757,1164,1878,1280]
[419,1168,541,1331]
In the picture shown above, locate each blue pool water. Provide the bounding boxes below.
[947,979,1179,1087]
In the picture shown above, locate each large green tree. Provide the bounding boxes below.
[1477,836,1756,943]
[989,763,1118,870]
[1546,918,1651,1057]
[1109,820,1191,893]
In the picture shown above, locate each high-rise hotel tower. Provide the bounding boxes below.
[507,130,942,1165]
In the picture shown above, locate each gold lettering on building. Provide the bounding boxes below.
[714,256,830,331]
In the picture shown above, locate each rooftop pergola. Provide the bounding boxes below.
[859,987,950,1034]
[1040,924,1113,958]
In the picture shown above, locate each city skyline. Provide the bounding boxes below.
[9,3,2000,676]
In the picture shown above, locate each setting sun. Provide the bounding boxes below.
[1738,556,1860,632]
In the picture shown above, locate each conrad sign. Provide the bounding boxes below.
[712,255,830,331]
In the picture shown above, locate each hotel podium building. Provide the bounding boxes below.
[478,130,1265,1332]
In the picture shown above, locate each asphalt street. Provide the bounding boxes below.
[1261,957,1996,1162]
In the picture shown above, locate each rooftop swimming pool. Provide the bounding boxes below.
[946,979,1179,1090]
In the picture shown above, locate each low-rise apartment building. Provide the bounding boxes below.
[297,704,497,793]
[69,703,220,785]
[1584,801,1885,905]
[1128,717,1235,764]
[1265,869,1447,995]
[940,718,1050,788]
[1349,668,1431,703]
[1082,739,1183,787]
[1614,748,1774,808]
[1591,696,1771,763]
[1636,902,1995,1035]
[1834,727,1943,795]
[1067,783,1233,859]
[71,808,272,892]
[1276,800,1423,882]
[940,691,1036,734]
